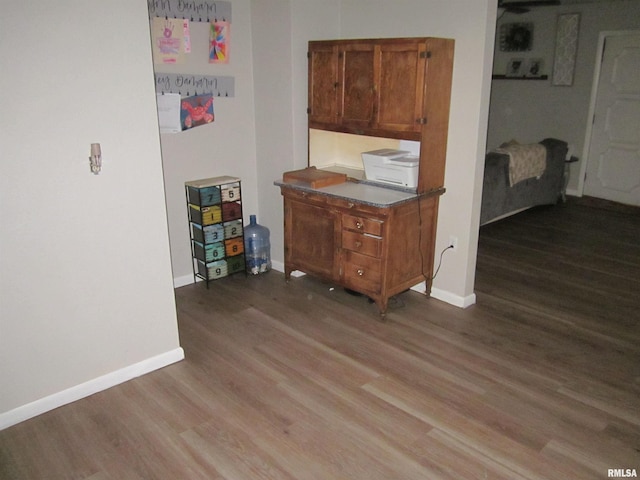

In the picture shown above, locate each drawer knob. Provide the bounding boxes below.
[356,221,363,229]
[348,202,355,208]
[357,269,364,276]
[355,241,362,248]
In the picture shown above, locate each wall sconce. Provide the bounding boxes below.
[89,143,102,175]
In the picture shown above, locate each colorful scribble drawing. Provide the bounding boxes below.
[209,21,229,64]
[181,95,214,130]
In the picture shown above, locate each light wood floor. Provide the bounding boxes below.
[1,197,639,479]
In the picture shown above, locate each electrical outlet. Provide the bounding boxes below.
[448,235,458,251]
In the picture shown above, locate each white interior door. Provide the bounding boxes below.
[583,32,640,206]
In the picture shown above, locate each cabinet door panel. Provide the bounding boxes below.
[376,42,425,133]
[285,198,338,280]
[340,45,375,128]
[309,45,338,125]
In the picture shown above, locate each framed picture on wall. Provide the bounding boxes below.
[526,58,544,77]
[500,23,534,52]
[506,58,525,77]
[553,13,581,86]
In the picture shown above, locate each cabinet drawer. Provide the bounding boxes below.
[227,254,245,274]
[221,183,241,202]
[283,187,328,206]
[221,201,242,221]
[225,237,245,257]
[223,219,243,239]
[197,259,228,279]
[189,204,222,226]
[192,223,225,244]
[342,213,383,236]
[342,230,382,258]
[193,241,225,263]
[187,185,221,207]
[343,251,382,293]
[326,196,385,216]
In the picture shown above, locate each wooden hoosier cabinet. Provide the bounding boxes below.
[277,37,454,316]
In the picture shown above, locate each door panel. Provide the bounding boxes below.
[584,33,640,206]
[285,198,339,280]
[308,45,338,125]
[340,45,375,127]
[376,42,425,133]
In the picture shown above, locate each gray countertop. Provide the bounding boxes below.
[275,179,442,208]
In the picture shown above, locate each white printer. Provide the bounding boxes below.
[361,149,419,188]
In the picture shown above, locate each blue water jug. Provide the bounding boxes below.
[244,214,271,275]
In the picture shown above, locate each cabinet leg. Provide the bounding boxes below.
[375,298,389,321]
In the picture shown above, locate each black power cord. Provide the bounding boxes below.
[431,244,455,281]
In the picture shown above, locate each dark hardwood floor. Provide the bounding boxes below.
[1,197,639,479]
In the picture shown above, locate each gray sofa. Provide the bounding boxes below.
[480,138,569,225]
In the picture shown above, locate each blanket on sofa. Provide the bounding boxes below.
[494,143,547,186]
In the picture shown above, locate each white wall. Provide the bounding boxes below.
[160,0,259,285]
[488,0,640,193]
[251,0,342,271]
[0,0,182,428]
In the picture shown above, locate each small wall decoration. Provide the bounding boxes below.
[209,20,230,64]
[151,17,186,64]
[506,58,525,77]
[181,94,215,130]
[500,23,534,52]
[526,58,544,78]
[553,13,580,86]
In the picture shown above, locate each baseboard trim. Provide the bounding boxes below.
[430,286,477,308]
[174,261,290,288]
[271,259,285,273]
[271,266,474,307]
[174,274,196,288]
[0,347,185,431]
[175,263,473,307]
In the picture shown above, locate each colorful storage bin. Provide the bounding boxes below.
[225,237,244,257]
[185,176,246,285]
[192,223,225,244]
[224,219,243,239]
[193,241,226,263]
[187,185,221,207]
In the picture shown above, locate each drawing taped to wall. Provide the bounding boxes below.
[209,20,229,63]
[152,17,187,64]
[181,94,215,130]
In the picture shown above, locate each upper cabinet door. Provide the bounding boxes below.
[307,37,454,191]
[340,43,376,129]
[308,39,430,140]
[308,43,339,126]
[375,41,426,135]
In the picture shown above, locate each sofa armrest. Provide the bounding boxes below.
[540,138,569,168]
[540,138,569,184]
[483,151,510,188]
